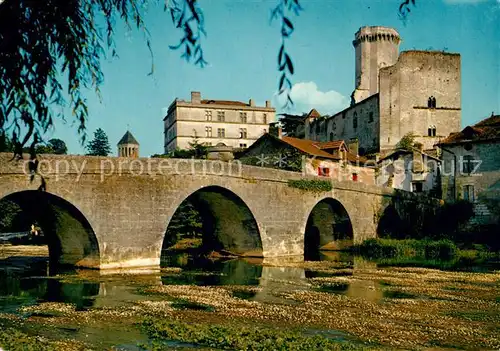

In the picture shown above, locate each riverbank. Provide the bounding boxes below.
[0,245,499,350]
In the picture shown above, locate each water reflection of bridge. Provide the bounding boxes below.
[0,253,386,314]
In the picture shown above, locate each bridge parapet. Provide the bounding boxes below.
[0,153,435,202]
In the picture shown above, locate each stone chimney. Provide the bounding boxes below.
[191,91,201,104]
[412,149,424,173]
[347,138,359,156]
[249,99,255,107]
[265,100,271,108]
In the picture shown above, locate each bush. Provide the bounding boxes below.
[352,238,458,260]
[424,240,457,260]
[287,179,332,192]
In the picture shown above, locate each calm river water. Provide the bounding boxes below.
[1,246,499,350]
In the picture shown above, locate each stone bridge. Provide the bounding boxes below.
[0,153,435,269]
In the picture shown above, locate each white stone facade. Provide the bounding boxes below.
[164,92,275,153]
[377,150,441,195]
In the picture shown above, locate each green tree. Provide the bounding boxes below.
[86,128,111,156]
[48,139,68,155]
[0,132,13,152]
[34,144,54,154]
[0,199,22,232]
[0,0,416,153]
[396,132,417,151]
[165,201,203,247]
[188,137,208,159]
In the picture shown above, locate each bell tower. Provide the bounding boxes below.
[352,26,401,104]
[117,130,140,158]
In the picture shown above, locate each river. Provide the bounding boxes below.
[0,245,499,350]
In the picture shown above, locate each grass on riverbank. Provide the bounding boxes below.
[351,238,459,259]
[350,238,499,270]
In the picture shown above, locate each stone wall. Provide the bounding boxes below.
[440,141,500,224]
[306,94,380,155]
[379,51,461,151]
[304,158,375,185]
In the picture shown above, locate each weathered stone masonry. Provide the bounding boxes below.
[0,153,434,269]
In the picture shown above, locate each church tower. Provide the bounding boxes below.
[117,130,139,158]
[352,26,401,104]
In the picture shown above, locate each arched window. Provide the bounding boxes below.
[329,132,334,141]
[353,112,358,129]
[428,125,436,137]
[432,97,436,108]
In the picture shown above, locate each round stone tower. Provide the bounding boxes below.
[352,26,401,104]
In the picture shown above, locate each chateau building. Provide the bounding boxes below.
[301,26,461,156]
[117,130,139,158]
[164,91,275,153]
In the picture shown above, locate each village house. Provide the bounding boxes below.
[237,133,376,184]
[377,147,441,196]
[437,114,500,225]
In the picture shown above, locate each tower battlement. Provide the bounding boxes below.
[352,26,401,104]
[353,26,401,46]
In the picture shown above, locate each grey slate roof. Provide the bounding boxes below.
[118,131,139,145]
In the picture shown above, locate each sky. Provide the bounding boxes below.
[49,0,500,156]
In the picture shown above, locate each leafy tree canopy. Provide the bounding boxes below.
[86,128,111,156]
[396,132,417,151]
[0,199,22,232]
[0,0,416,157]
[48,139,68,155]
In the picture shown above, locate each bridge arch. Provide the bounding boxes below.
[161,185,263,257]
[0,190,100,268]
[304,197,353,260]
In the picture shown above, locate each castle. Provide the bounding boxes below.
[300,26,462,156]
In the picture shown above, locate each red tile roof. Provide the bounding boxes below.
[378,148,441,162]
[315,140,346,150]
[281,137,340,160]
[281,137,368,164]
[439,114,500,145]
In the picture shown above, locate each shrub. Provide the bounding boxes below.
[424,239,457,260]
[352,238,458,260]
[287,179,332,192]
